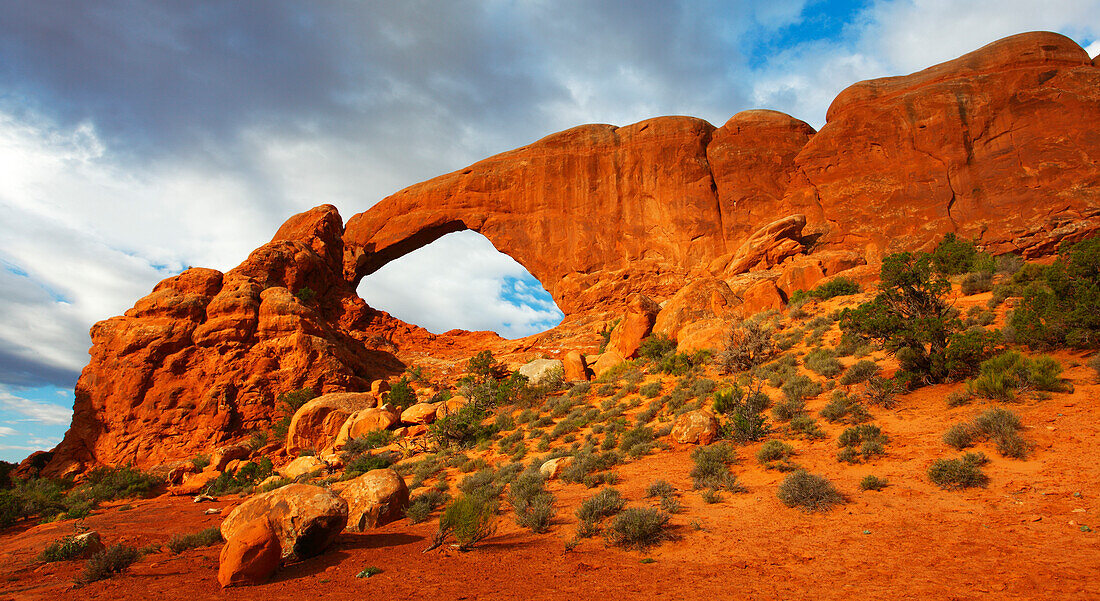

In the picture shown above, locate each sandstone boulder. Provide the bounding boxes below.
[607,294,660,359]
[279,455,326,480]
[675,320,728,354]
[400,402,438,425]
[713,214,806,276]
[286,392,376,455]
[221,484,348,561]
[740,279,785,316]
[438,395,469,417]
[653,279,739,340]
[562,350,589,382]
[518,358,564,387]
[539,456,574,481]
[333,408,399,449]
[211,444,251,472]
[169,469,221,496]
[592,349,625,377]
[339,468,409,531]
[670,410,720,445]
[72,531,106,559]
[218,518,281,588]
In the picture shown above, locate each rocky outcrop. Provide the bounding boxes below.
[219,519,281,587]
[43,31,1100,477]
[286,392,376,455]
[339,468,409,531]
[220,484,347,561]
[670,410,720,445]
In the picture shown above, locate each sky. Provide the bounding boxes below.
[1,0,1099,462]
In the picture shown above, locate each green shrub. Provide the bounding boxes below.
[509,473,556,534]
[960,271,994,296]
[39,533,95,562]
[167,527,222,554]
[804,348,843,378]
[969,351,1067,400]
[781,375,821,404]
[272,388,316,439]
[928,453,989,489]
[79,544,141,583]
[942,423,976,450]
[438,495,497,550]
[576,487,626,525]
[619,426,655,459]
[714,384,771,442]
[201,458,275,495]
[931,233,984,276]
[646,480,675,498]
[639,334,677,361]
[777,471,844,511]
[429,403,493,449]
[836,424,888,462]
[1010,238,1100,348]
[756,440,794,464]
[839,360,880,386]
[407,489,450,524]
[717,319,776,374]
[605,508,671,551]
[841,243,998,386]
[862,376,898,408]
[819,391,871,424]
[356,566,383,578]
[788,415,825,439]
[294,286,316,303]
[771,398,805,422]
[639,382,662,398]
[945,389,972,407]
[859,475,888,491]
[561,448,621,485]
[689,443,743,491]
[790,277,861,303]
[656,350,712,376]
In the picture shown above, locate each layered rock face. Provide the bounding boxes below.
[44,31,1100,475]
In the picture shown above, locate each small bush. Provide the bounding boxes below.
[819,391,871,424]
[646,480,675,498]
[790,277,861,302]
[717,319,776,374]
[576,487,626,524]
[777,471,844,512]
[781,375,822,404]
[863,376,898,408]
[356,566,383,578]
[839,360,880,386]
[836,424,888,462]
[509,472,556,533]
[928,453,989,489]
[272,388,316,439]
[605,508,671,551]
[771,398,805,422]
[167,527,222,554]
[689,443,743,491]
[619,426,656,459]
[945,389,972,407]
[438,495,497,550]
[39,533,94,562]
[960,271,994,296]
[639,334,677,361]
[79,544,141,583]
[942,423,976,450]
[756,440,794,464]
[407,489,450,524]
[639,382,662,398]
[804,348,843,378]
[859,475,888,491]
[969,351,1067,400]
[788,415,825,439]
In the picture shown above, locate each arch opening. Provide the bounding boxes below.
[356,230,564,339]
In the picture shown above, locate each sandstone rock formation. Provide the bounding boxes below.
[42,31,1100,476]
[339,468,410,531]
[219,519,281,587]
[670,410,720,445]
[286,392,376,455]
[220,484,348,561]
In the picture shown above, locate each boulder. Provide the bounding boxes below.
[675,320,728,354]
[591,349,625,377]
[740,279,785,316]
[670,410,720,445]
[168,469,221,496]
[370,379,391,399]
[713,214,806,276]
[518,359,565,387]
[607,294,660,359]
[438,395,469,417]
[562,350,589,382]
[400,402,438,425]
[211,444,251,472]
[286,392,376,455]
[776,257,827,298]
[333,408,399,448]
[221,484,348,561]
[653,278,739,340]
[279,455,326,480]
[218,519,281,588]
[539,456,575,480]
[72,531,106,559]
[339,468,410,531]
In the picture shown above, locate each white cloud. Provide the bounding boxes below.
[0,426,16,436]
[0,389,72,426]
[357,231,563,339]
[1086,40,1100,57]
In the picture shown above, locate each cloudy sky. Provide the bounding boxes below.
[1,0,1099,462]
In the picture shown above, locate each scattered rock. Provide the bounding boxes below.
[562,350,590,382]
[72,532,106,558]
[670,410,720,445]
[205,508,222,515]
[518,358,565,387]
[539,456,575,481]
[286,392,377,455]
[211,444,251,472]
[740,279,786,315]
[333,408,399,449]
[169,470,222,496]
[607,294,660,358]
[592,349,625,377]
[370,379,391,399]
[339,468,410,531]
[400,402,438,425]
[221,484,348,561]
[279,455,326,480]
[193,493,216,503]
[219,518,282,588]
[438,395,469,417]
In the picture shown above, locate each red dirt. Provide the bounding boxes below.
[4,355,1100,600]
